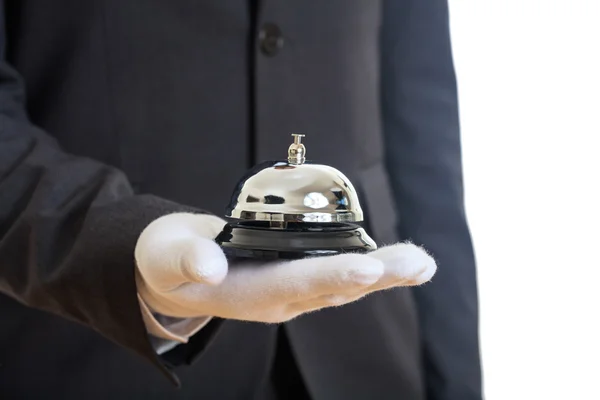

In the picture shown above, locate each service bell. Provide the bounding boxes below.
[215,134,377,260]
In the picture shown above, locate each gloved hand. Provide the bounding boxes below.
[135,213,437,324]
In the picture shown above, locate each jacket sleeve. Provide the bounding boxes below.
[381,1,482,399]
[0,6,221,387]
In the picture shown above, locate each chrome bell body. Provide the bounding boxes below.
[226,161,363,225]
[215,134,377,260]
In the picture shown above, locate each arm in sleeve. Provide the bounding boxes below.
[139,296,214,355]
[0,4,221,387]
[381,1,482,399]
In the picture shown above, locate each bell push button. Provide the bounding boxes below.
[259,23,284,56]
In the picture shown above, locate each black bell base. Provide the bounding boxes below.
[215,221,377,261]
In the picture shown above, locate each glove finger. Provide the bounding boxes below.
[191,253,385,307]
[138,236,228,292]
[287,243,436,314]
[364,242,437,291]
[286,292,368,314]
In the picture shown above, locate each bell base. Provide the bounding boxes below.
[215,221,377,261]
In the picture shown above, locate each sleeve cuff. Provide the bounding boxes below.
[137,293,213,354]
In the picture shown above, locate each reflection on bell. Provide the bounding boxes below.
[215,134,377,260]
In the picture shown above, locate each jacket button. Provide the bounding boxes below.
[259,23,284,56]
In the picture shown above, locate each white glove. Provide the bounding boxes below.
[135,213,437,325]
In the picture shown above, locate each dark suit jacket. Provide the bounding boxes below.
[0,1,481,399]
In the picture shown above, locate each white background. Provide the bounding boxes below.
[449,1,600,399]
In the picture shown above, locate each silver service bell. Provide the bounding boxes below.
[215,134,377,260]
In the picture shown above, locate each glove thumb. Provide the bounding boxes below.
[135,214,229,292]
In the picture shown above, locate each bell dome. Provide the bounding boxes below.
[225,134,364,223]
